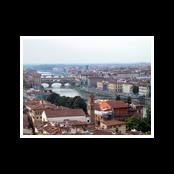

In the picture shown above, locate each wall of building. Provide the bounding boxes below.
[114,108,128,117]
[122,84,133,94]
[108,83,122,93]
[100,123,126,134]
[100,122,107,129]
[143,107,147,118]
[108,83,116,92]
[42,111,48,122]
[97,81,103,90]
[117,125,126,134]
[86,117,91,123]
[139,86,149,96]
[47,116,87,123]
[94,110,112,116]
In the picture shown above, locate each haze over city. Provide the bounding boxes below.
[22,36,153,64]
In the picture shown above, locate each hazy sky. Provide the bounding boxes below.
[22,36,153,64]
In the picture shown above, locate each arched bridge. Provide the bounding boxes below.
[41,77,75,87]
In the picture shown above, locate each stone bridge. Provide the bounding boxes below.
[41,77,75,87]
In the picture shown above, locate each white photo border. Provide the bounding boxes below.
[20,36,154,138]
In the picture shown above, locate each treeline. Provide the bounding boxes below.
[46,93,87,113]
[125,106,151,133]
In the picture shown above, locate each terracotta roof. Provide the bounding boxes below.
[95,100,128,111]
[44,109,86,118]
[101,120,124,126]
[107,100,128,108]
[25,100,66,110]
[34,121,61,135]
[99,101,111,111]
[108,80,117,84]
[65,120,88,126]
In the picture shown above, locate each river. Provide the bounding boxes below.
[52,88,82,97]
[41,84,81,98]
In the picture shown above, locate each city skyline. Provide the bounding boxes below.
[22,36,153,64]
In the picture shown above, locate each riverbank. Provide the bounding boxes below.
[73,86,116,100]
[72,86,150,106]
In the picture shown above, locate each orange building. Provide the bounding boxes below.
[94,100,129,124]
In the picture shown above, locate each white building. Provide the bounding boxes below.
[139,85,149,96]
[122,83,133,94]
[41,109,91,123]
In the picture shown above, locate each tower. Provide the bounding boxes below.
[87,94,94,116]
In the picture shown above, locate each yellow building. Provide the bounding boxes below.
[108,81,122,93]
[97,81,103,90]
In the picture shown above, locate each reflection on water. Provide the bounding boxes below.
[42,83,81,97]
[52,88,82,97]
[52,83,62,88]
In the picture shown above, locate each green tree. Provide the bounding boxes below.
[65,97,73,107]
[72,96,87,112]
[59,96,68,106]
[137,118,150,132]
[132,85,139,95]
[125,115,151,133]
[127,96,132,104]
[47,93,60,105]
[46,94,87,113]
[116,95,121,100]
[125,117,135,131]
[145,105,151,129]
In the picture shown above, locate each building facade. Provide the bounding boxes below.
[108,81,122,93]
[122,83,133,94]
[41,109,91,123]
[139,85,150,96]
[97,81,103,90]
[100,120,126,134]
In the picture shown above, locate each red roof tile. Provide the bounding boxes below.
[101,120,124,126]
[95,100,128,111]
[44,109,86,118]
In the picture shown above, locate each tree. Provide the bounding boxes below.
[59,96,68,106]
[148,90,151,97]
[72,96,87,113]
[46,94,87,113]
[145,105,151,127]
[132,85,139,95]
[65,97,73,107]
[116,95,121,100]
[27,114,35,134]
[125,117,136,131]
[125,111,151,133]
[127,96,132,104]
[47,93,60,105]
